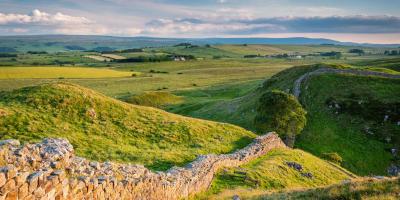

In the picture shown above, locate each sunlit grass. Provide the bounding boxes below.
[0,67,137,79]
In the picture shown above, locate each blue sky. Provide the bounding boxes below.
[1,0,400,43]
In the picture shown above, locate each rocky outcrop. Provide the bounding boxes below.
[293,68,400,98]
[0,133,285,200]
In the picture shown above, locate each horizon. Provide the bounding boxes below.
[1,34,399,46]
[1,0,400,44]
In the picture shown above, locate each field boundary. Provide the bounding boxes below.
[0,133,285,199]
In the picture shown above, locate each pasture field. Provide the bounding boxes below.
[214,44,389,56]
[0,67,136,79]
[101,54,126,60]
[0,59,314,96]
[84,55,112,62]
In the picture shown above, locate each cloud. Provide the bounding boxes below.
[237,15,400,33]
[142,15,400,36]
[1,9,400,38]
[0,9,91,25]
[0,9,125,35]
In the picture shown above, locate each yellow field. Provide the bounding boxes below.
[0,67,137,79]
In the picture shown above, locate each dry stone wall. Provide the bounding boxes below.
[0,133,285,200]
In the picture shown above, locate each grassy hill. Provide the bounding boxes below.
[124,91,183,108]
[193,148,355,199]
[355,57,400,72]
[253,177,400,200]
[0,83,256,170]
[168,63,400,175]
[169,64,320,130]
[298,74,400,175]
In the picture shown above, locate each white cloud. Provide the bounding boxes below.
[0,9,91,25]
[0,9,118,35]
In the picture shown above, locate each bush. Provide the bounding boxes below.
[254,90,306,147]
[322,152,343,165]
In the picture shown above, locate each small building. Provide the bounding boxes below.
[174,56,186,61]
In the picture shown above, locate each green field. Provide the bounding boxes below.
[0,59,306,97]
[0,67,137,79]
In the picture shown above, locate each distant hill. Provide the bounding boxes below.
[0,35,398,52]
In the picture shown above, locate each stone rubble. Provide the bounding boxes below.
[0,132,285,200]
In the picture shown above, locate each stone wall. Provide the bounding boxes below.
[0,133,285,200]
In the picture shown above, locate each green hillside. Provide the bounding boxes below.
[124,91,184,108]
[254,177,400,200]
[169,64,321,130]
[0,83,256,170]
[298,74,400,175]
[194,148,355,199]
[168,63,400,175]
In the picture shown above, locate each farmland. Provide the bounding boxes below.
[0,67,136,79]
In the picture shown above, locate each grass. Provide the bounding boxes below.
[354,57,400,72]
[214,44,385,57]
[214,45,289,56]
[168,63,400,176]
[0,83,256,170]
[168,65,320,131]
[255,177,400,200]
[167,79,263,129]
[83,55,112,62]
[0,67,137,79]
[297,74,400,175]
[153,46,241,58]
[124,91,184,108]
[0,59,299,97]
[194,148,354,199]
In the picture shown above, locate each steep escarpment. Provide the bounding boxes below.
[0,83,256,170]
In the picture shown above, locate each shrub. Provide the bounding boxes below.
[322,152,343,165]
[254,90,306,147]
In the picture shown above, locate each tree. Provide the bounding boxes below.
[349,49,365,55]
[254,90,307,147]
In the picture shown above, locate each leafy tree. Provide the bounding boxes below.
[254,90,306,147]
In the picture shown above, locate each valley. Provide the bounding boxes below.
[0,35,399,199]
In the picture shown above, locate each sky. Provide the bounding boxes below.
[1,0,400,44]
